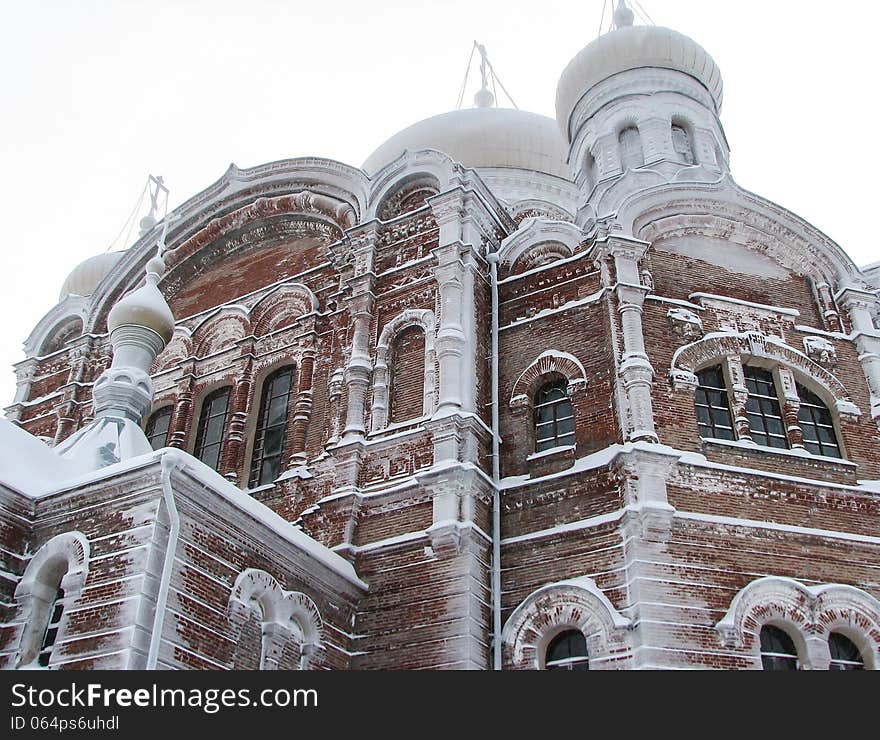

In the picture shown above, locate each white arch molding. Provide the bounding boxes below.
[715,576,880,670]
[669,330,861,419]
[227,568,323,670]
[13,531,90,668]
[370,309,436,432]
[501,576,631,670]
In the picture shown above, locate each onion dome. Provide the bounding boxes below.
[107,256,175,344]
[555,22,723,141]
[363,107,572,180]
[59,251,124,301]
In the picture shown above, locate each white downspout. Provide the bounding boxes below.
[146,451,182,669]
[488,251,502,670]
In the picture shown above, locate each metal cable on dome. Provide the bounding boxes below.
[631,0,655,25]
[103,176,149,253]
[455,43,478,110]
[598,0,608,37]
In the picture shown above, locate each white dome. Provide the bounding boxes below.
[363,107,572,180]
[556,25,723,140]
[60,251,124,302]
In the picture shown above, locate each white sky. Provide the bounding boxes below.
[1,0,877,407]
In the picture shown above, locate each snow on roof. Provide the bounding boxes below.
[0,418,78,496]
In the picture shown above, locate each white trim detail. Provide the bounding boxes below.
[12,531,90,669]
[501,576,631,670]
[370,309,436,432]
[715,576,880,670]
[228,568,324,671]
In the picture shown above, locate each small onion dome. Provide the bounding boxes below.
[555,25,723,140]
[107,256,175,344]
[363,107,572,180]
[59,251,125,302]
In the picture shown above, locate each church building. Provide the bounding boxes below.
[2,2,879,670]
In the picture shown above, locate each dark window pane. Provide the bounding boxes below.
[533,380,576,453]
[194,388,231,471]
[760,625,798,670]
[546,630,589,671]
[249,367,296,488]
[145,408,172,450]
[828,633,864,671]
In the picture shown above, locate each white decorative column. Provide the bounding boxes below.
[340,226,378,441]
[430,190,468,418]
[599,236,658,442]
[837,287,880,426]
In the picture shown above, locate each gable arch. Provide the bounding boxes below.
[497,218,587,278]
[670,331,861,418]
[374,173,441,222]
[151,329,193,374]
[510,350,587,411]
[615,179,863,285]
[251,283,319,337]
[502,576,631,670]
[370,309,436,431]
[192,306,250,358]
[365,150,460,221]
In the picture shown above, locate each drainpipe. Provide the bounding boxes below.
[487,251,502,670]
[146,451,182,669]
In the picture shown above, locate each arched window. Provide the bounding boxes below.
[389,327,425,425]
[671,123,695,165]
[796,384,842,458]
[145,407,173,450]
[695,365,734,440]
[545,630,590,671]
[249,366,296,488]
[744,367,788,449]
[534,379,575,453]
[38,585,66,667]
[760,625,799,670]
[193,387,231,471]
[619,126,644,170]
[828,633,864,671]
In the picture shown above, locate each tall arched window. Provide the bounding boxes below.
[828,633,864,671]
[695,366,734,440]
[619,126,644,170]
[796,384,842,458]
[37,585,66,667]
[671,123,695,164]
[389,327,425,425]
[545,630,590,671]
[760,625,799,670]
[145,407,173,450]
[193,387,231,471]
[249,366,296,488]
[534,379,575,453]
[744,367,788,449]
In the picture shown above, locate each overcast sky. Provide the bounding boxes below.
[1,0,877,407]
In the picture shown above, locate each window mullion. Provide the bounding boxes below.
[722,355,752,443]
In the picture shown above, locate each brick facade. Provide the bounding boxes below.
[3,14,880,671]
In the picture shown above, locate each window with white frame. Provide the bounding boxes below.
[828,632,865,671]
[759,625,799,670]
[744,366,788,449]
[544,630,590,671]
[693,362,843,458]
[193,387,231,471]
[534,379,575,453]
[695,365,735,441]
[145,407,172,450]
